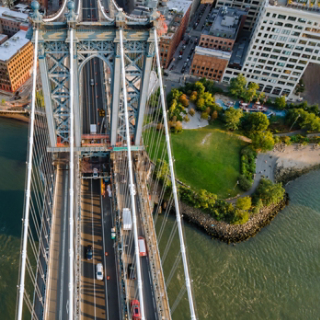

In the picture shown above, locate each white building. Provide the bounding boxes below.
[222,0,320,98]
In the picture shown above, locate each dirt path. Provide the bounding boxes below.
[201,133,212,145]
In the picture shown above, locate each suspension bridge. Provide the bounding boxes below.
[15,0,197,319]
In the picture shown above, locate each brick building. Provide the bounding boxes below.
[190,6,246,80]
[0,7,33,93]
[159,0,192,69]
[0,29,33,92]
[191,46,231,81]
[0,7,29,37]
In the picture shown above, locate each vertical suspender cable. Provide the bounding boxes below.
[119,29,146,320]
[153,28,197,320]
[16,28,39,320]
[69,27,75,320]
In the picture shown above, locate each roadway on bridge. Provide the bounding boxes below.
[82,0,105,135]
[80,179,120,320]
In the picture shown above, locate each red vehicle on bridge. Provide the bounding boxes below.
[131,300,141,319]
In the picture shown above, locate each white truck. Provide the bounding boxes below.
[122,208,132,231]
[90,124,97,134]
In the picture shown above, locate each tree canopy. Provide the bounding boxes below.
[251,131,275,151]
[255,178,285,206]
[229,74,247,98]
[275,96,287,110]
[224,107,243,131]
[246,112,270,133]
[236,196,252,211]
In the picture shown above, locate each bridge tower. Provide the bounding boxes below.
[31,2,158,150]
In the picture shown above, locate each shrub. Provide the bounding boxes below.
[201,112,209,120]
[189,108,195,116]
[238,175,252,191]
[184,115,190,122]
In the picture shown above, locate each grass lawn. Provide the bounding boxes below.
[144,124,248,199]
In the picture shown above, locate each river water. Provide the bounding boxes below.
[1,117,320,320]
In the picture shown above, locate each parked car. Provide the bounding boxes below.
[182,45,186,49]
[86,245,93,260]
[90,78,94,86]
[96,263,103,281]
[178,55,182,59]
[131,300,141,319]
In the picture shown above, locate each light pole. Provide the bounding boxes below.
[290,113,300,131]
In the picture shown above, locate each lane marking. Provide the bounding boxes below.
[91,179,97,320]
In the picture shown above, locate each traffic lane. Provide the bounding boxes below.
[55,169,69,320]
[82,64,90,134]
[81,180,106,320]
[170,43,195,73]
[102,194,121,319]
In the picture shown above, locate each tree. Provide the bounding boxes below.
[196,97,206,111]
[255,178,285,206]
[189,108,195,116]
[179,94,189,107]
[275,96,287,110]
[154,159,170,187]
[201,112,209,120]
[236,196,252,211]
[194,81,205,95]
[258,92,266,103]
[282,136,292,145]
[224,107,243,131]
[251,131,275,151]
[175,121,183,133]
[246,112,270,133]
[243,82,259,102]
[1,99,5,106]
[231,209,250,225]
[211,110,218,120]
[184,115,190,122]
[195,189,217,209]
[189,91,198,102]
[229,74,247,98]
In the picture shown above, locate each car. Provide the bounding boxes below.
[93,167,98,179]
[106,9,109,13]
[181,68,185,74]
[131,300,141,319]
[186,58,190,62]
[96,263,103,281]
[138,237,147,257]
[86,245,93,260]
[178,55,182,59]
[127,263,136,279]
[90,78,94,86]
[182,45,186,49]
[111,227,116,240]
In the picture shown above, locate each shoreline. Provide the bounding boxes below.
[180,195,288,244]
[0,113,30,123]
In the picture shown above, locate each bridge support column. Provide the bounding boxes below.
[71,46,81,147]
[135,33,155,146]
[38,48,57,148]
[111,35,121,146]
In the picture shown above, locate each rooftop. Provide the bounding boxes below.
[228,31,250,67]
[0,30,29,62]
[166,0,192,16]
[195,45,232,60]
[0,34,7,41]
[202,7,247,40]
[0,6,29,23]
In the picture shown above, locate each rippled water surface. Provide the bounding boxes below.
[168,171,320,320]
[0,118,28,319]
[1,117,320,320]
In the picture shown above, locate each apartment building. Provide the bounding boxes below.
[190,6,246,80]
[0,30,33,92]
[215,0,262,31]
[223,0,320,98]
[159,0,192,68]
[0,7,29,37]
